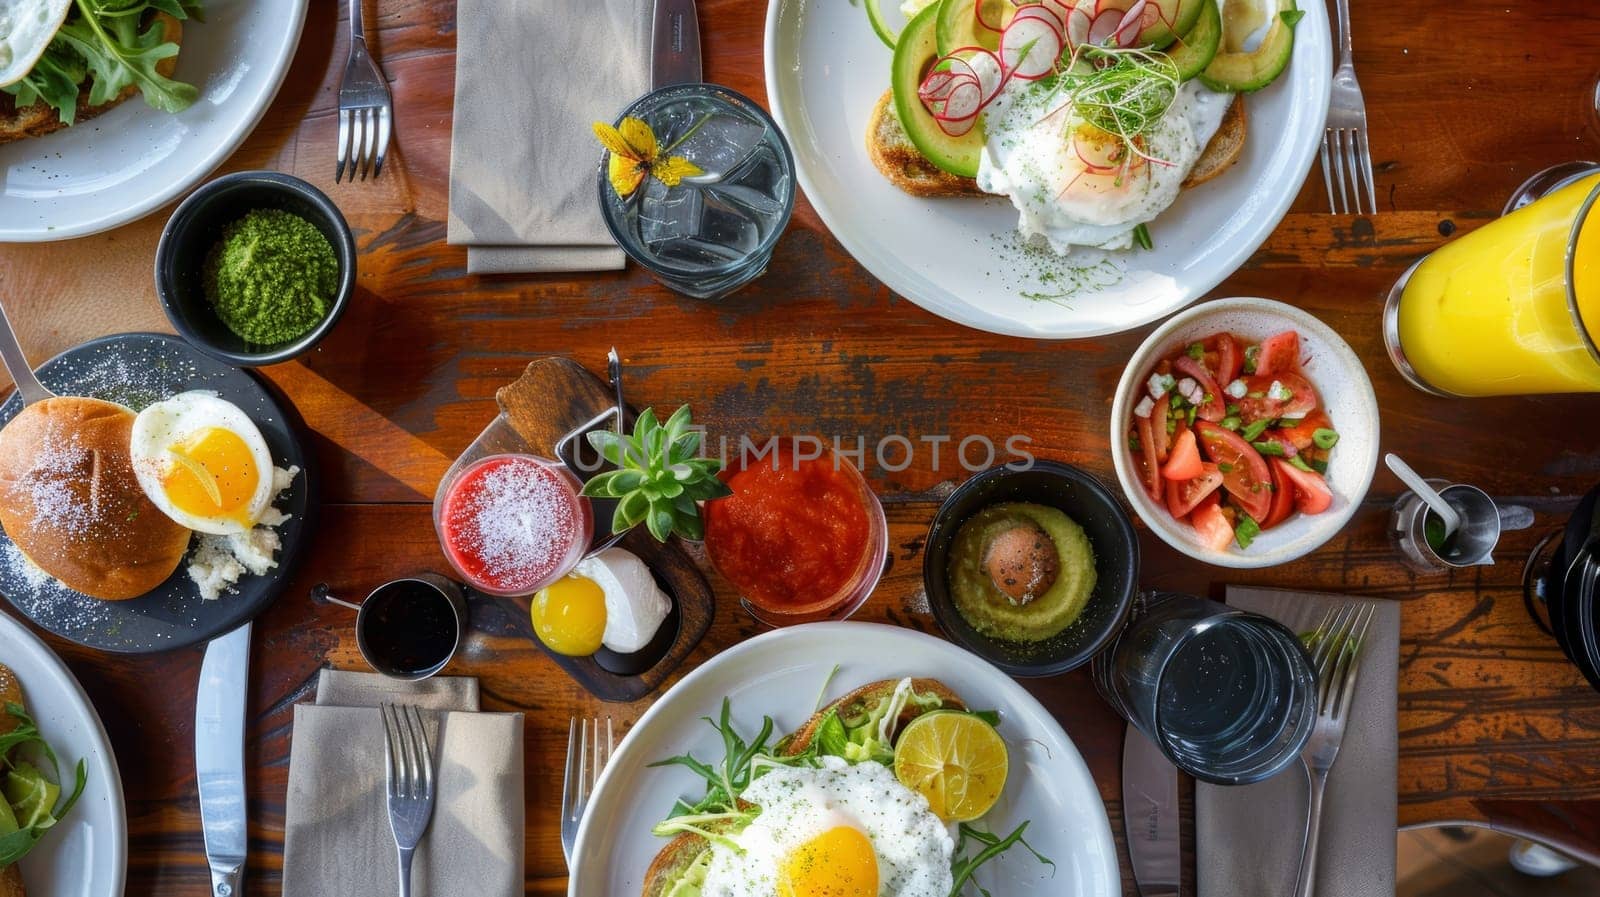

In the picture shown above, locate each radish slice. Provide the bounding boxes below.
[1001,17,1061,79]
[1111,0,1149,46]
[1011,3,1064,33]
[1087,7,1122,44]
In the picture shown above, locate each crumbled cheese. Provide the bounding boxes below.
[1226,379,1248,399]
[186,465,300,601]
[1147,373,1176,398]
[1134,396,1155,418]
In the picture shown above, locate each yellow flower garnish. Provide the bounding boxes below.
[593,117,704,198]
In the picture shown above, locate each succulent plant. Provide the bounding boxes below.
[580,405,731,542]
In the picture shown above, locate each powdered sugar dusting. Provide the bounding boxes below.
[16,422,95,535]
[444,457,578,591]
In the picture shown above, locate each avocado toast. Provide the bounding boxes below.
[636,677,1049,895]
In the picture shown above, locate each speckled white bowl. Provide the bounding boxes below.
[1110,297,1380,568]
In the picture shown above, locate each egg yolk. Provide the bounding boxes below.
[530,575,607,656]
[778,826,879,897]
[162,427,261,524]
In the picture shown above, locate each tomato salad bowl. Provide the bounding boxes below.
[1110,297,1380,568]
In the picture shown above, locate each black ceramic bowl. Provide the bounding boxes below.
[923,461,1139,677]
[155,171,355,366]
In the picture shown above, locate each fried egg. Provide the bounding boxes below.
[701,757,954,897]
[130,392,275,535]
[977,77,1234,253]
[0,0,72,88]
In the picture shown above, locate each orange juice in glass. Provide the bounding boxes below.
[1384,172,1600,396]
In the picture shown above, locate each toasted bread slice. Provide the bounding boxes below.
[868,88,1247,196]
[639,678,967,897]
[0,11,183,147]
[866,91,986,198]
[1183,95,1246,187]
[641,832,713,897]
[779,677,967,757]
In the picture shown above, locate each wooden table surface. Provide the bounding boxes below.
[4,0,1600,893]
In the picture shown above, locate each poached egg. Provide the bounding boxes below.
[700,757,954,897]
[129,391,275,535]
[976,76,1235,253]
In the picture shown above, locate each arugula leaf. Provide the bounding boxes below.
[56,0,197,113]
[3,48,88,123]
[949,820,1054,897]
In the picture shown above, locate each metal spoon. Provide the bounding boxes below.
[1385,453,1462,539]
[0,299,55,406]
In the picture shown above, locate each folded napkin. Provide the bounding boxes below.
[283,671,524,897]
[447,0,651,273]
[1197,587,1399,897]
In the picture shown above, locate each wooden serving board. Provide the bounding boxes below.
[465,356,715,703]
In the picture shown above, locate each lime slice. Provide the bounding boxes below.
[892,710,1008,822]
[168,448,223,509]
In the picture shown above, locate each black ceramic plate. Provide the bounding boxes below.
[0,333,313,652]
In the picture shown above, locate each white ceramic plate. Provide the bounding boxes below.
[0,612,127,896]
[0,0,309,241]
[1109,297,1380,567]
[569,622,1120,897]
[763,1,1331,339]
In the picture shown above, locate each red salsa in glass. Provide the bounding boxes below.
[436,455,591,595]
[704,442,881,616]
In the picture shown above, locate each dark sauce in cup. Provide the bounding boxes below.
[360,581,460,677]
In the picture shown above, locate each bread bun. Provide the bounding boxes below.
[0,397,190,600]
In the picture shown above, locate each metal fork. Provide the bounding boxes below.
[336,0,393,182]
[1292,603,1376,897]
[382,703,436,897]
[561,717,614,866]
[1320,0,1377,214]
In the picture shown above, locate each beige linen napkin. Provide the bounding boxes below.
[1197,587,1399,897]
[447,0,651,273]
[283,671,524,897]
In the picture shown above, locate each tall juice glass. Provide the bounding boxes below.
[1384,173,1600,396]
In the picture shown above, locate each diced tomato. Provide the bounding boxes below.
[1274,459,1333,515]
[1255,331,1301,377]
[1261,459,1295,529]
[1136,418,1163,503]
[1172,356,1227,422]
[1236,373,1319,424]
[1151,394,1173,462]
[1194,422,1273,522]
[1275,409,1332,452]
[1191,493,1235,551]
[1165,463,1223,518]
[1161,428,1203,481]
[1207,333,1243,385]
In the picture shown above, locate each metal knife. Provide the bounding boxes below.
[650,0,702,88]
[1123,724,1181,897]
[196,622,252,897]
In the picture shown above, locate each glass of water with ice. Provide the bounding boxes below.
[1093,593,1317,785]
[597,84,795,300]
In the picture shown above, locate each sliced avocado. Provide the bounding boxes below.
[1198,0,1301,93]
[936,0,1016,55]
[1167,0,1221,81]
[893,5,986,178]
[866,0,904,49]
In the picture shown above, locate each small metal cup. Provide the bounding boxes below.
[313,574,468,680]
[1391,481,1533,572]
